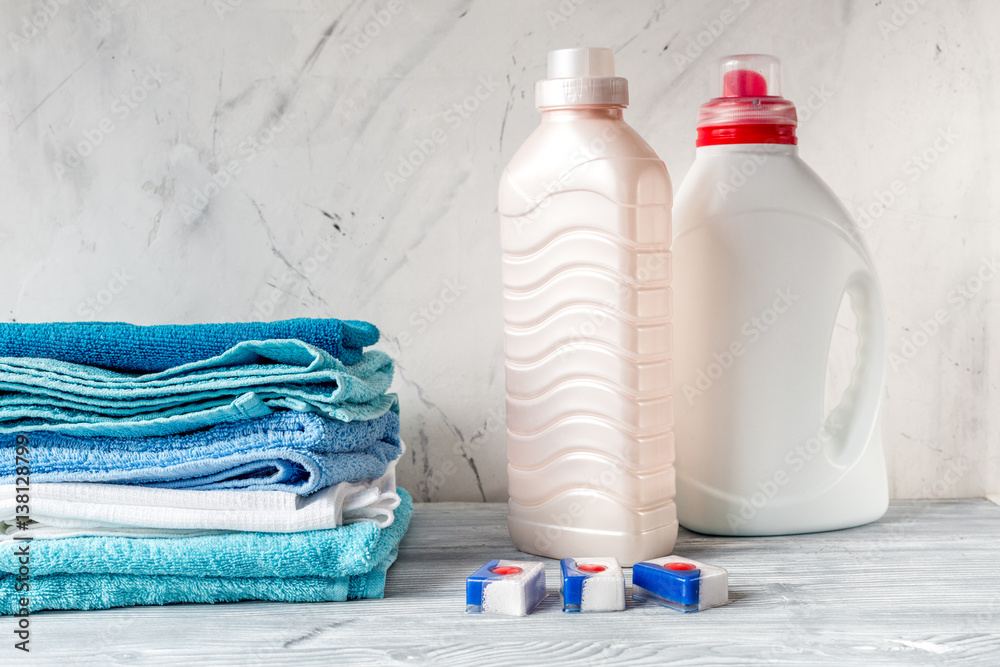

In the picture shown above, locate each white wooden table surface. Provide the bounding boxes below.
[8,499,1000,666]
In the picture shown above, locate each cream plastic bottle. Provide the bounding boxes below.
[498,48,677,565]
[672,55,889,536]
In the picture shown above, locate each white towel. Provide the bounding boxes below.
[0,456,401,542]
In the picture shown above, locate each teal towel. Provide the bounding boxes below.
[0,318,378,371]
[0,490,412,613]
[0,340,394,437]
[6,567,392,611]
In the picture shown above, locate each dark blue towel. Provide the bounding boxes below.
[0,318,378,371]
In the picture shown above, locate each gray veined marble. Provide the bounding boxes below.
[0,0,998,502]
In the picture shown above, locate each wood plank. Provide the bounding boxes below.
[6,500,1000,666]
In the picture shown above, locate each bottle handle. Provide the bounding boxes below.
[824,268,886,466]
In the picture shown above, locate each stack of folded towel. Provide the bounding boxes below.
[0,319,411,614]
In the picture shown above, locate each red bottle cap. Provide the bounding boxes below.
[696,54,797,147]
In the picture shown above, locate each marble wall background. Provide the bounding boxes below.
[1,0,996,501]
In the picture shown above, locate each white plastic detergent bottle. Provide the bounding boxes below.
[672,54,889,536]
[499,47,677,565]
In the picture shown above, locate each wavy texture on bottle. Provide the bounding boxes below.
[506,344,671,395]
[504,310,671,362]
[508,453,677,506]
[500,110,676,565]
[506,419,674,469]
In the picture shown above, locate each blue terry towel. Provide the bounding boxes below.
[0,411,401,493]
[0,340,394,437]
[0,318,378,371]
[0,489,412,613]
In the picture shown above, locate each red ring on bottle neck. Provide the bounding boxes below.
[696,124,797,147]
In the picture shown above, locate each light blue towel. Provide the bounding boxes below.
[0,490,412,613]
[0,340,394,437]
[0,411,400,493]
[0,318,378,371]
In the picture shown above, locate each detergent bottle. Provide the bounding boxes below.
[672,54,888,535]
[499,47,677,565]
